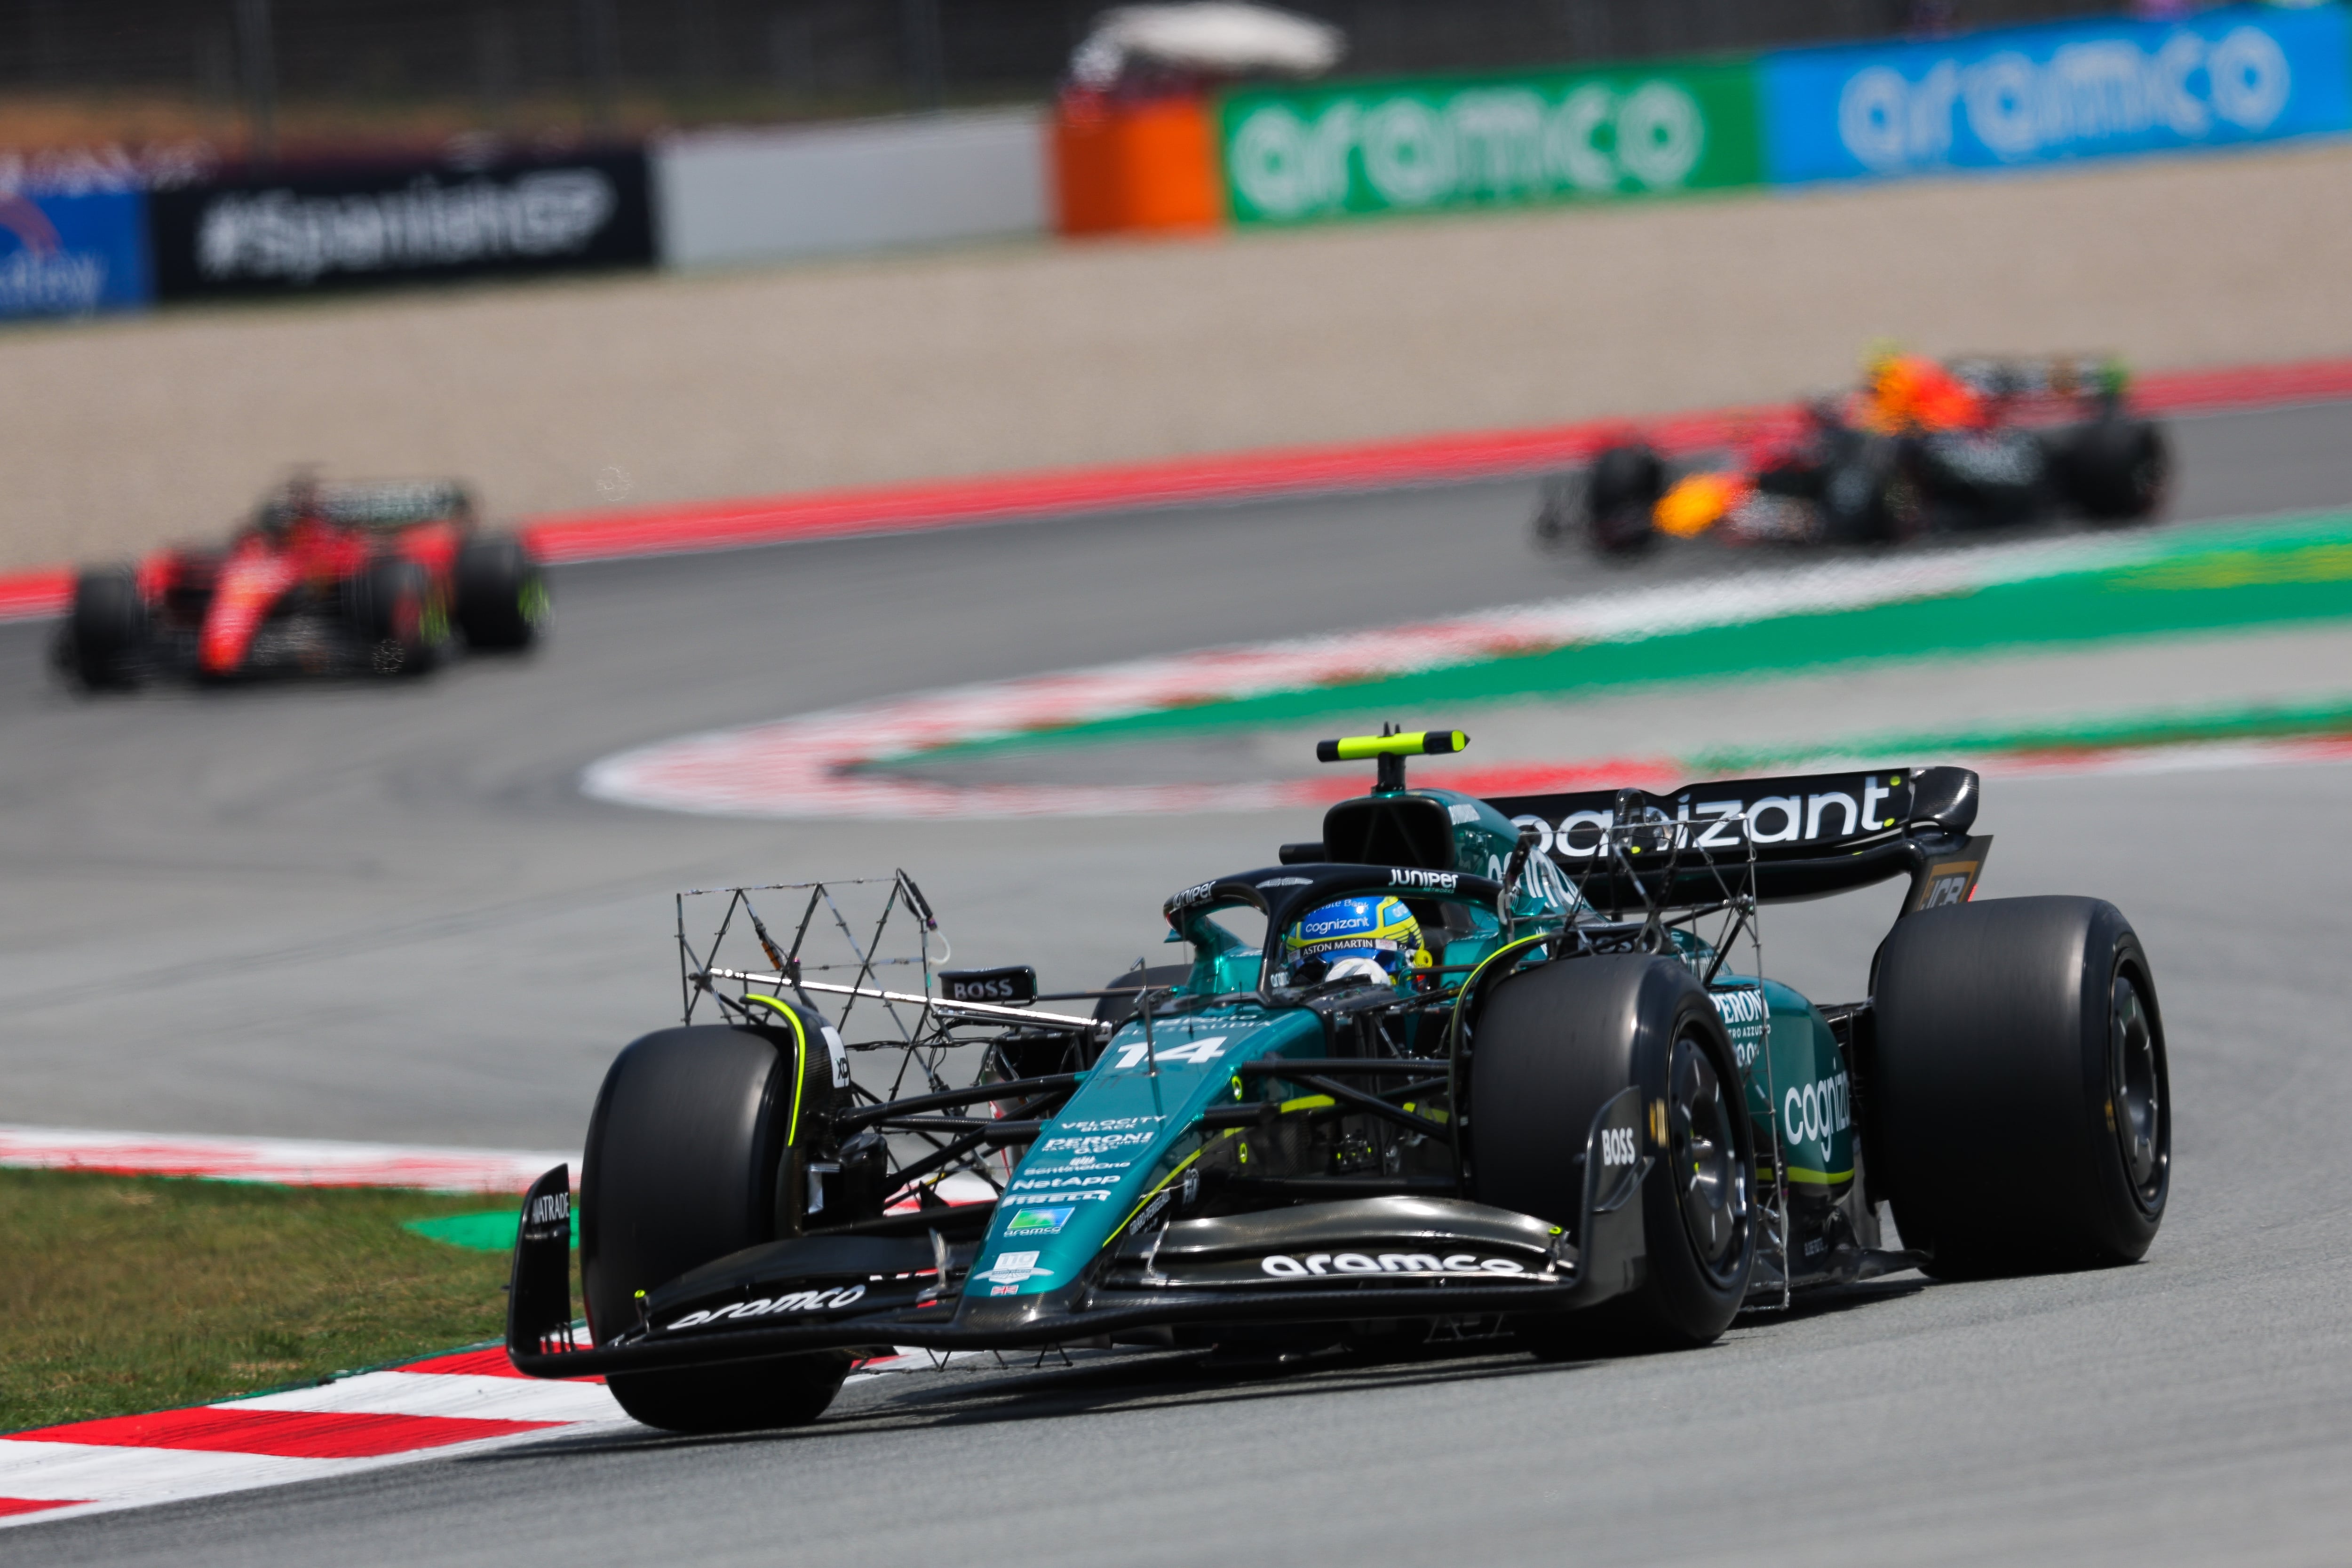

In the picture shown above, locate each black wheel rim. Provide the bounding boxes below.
[1668,1027,1748,1286]
[2109,972,2167,1213]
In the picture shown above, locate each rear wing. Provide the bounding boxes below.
[1484,765,1986,914]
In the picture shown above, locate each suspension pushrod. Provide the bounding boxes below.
[833,1073,1082,1131]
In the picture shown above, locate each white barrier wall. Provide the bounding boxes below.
[653,108,1049,268]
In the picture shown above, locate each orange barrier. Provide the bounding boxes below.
[1051,89,1225,236]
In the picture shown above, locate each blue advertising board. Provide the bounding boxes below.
[0,189,152,319]
[1762,4,2352,183]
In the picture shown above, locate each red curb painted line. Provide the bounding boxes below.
[516,354,2352,564]
[402,1346,604,1382]
[0,1499,85,1519]
[0,568,69,624]
[13,1408,561,1460]
[6,353,2351,621]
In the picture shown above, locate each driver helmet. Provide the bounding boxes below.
[1281,896,1428,986]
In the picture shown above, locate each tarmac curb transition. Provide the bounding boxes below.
[0,1127,1000,1528]
[6,353,2352,623]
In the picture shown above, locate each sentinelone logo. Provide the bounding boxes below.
[196,168,616,284]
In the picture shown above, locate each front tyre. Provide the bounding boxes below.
[63,567,148,690]
[452,533,546,651]
[1873,897,2169,1275]
[1470,955,1754,1354]
[348,558,445,677]
[582,1021,850,1433]
[1582,444,1665,556]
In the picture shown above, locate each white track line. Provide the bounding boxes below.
[0,1125,575,1193]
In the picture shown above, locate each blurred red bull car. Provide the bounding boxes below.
[56,474,545,691]
[1536,353,2170,556]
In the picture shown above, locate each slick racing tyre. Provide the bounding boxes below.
[1872,897,2169,1276]
[1470,955,1754,1354]
[1583,444,1665,556]
[1091,965,1194,1031]
[348,558,445,677]
[581,1022,851,1433]
[1817,435,1905,543]
[63,566,147,691]
[2054,417,2169,521]
[452,532,545,651]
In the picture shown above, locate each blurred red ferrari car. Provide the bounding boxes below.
[57,475,545,691]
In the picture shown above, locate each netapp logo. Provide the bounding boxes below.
[196,169,616,283]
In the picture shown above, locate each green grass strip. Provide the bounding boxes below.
[0,1169,572,1433]
[912,516,2352,761]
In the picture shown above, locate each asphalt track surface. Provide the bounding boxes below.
[8,400,2352,1564]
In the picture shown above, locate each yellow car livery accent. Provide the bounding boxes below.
[1315,730,1469,762]
[742,994,810,1147]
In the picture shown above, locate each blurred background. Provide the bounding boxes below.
[5,0,2101,163]
[5,0,2352,1554]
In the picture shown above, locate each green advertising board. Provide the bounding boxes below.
[1219,60,1764,224]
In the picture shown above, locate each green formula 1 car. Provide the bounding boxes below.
[506,731,2171,1432]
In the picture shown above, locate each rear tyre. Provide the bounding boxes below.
[1873,897,2169,1276]
[582,1022,850,1433]
[1470,955,1754,1355]
[62,567,147,691]
[348,558,445,677]
[1583,444,1665,556]
[1091,965,1194,1031]
[452,533,545,651]
[2056,417,2169,521]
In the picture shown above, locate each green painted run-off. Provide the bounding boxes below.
[924,515,2352,761]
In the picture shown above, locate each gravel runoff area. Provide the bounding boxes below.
[4,138,2352,573]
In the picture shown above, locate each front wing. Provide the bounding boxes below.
[504,1088,1655,1375]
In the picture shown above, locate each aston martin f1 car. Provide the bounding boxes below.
[1535,355,2170,555]
[56,475,545,689]
[505,730,2170,1433]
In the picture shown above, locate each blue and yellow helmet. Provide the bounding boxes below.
[1281,896,1427,985]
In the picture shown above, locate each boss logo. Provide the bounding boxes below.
[939,966,1036,1005]
[1599,1126,1639,1166]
